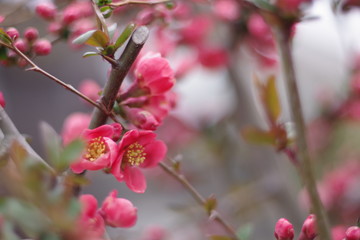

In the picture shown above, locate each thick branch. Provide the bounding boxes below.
[158,161,240,240]
[89,26,149,129]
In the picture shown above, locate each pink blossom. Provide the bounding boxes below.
[0,16,4,23]
[78,194,105,237]
[180,16,212,45]
[198,46,229,68]
[5,27,19,39]
[298,214,317,240]
[213,0,240,21]
[79,79,101,102]
[111,130,167,193]
[133,52,175,95]
[0,92,5,108]
[35,2,57,20]
[274,218,294,240]
[33,39,52,56]
[346,226,360,240]
[141,226,167,240]
[62,112,91,145]
[99,190,137,228]
[332,225,347,240]
[142,91,177,123]
[14,39,28,53]
[24,27,39,42]
[70,124,121,173]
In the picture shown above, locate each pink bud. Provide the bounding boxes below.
[346,226,360,240]
[125,107,160,130]
[14,39,29,53]
[299,214,317,240]
[274,218,294,240]
[24,27,39,42]
[247,14,269,39]
[33,39,52,56]
[6,27,19,39]
[35,2,57,20]
[62,7,79,25]
[100,190,137,228]
[0,92,5,108]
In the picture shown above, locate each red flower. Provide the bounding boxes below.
[274,218,294,240]
[111,130,167,193]
[78,194,105,237]
[70,124,121,174]
[99,190,137,228]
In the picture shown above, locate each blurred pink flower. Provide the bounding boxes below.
[346,226,360,240]
[213,0,240,21]
[79,79,101,103]
[111,130,167,193]
[0,92,5,108]
[62,112,91,145]
[78,194,105,237]
[99,190,137,228]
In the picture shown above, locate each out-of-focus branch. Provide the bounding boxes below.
[158,161,241,240]
[108,0,170,8]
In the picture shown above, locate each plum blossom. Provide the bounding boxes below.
[70,124,122,174]
[111,130,167,193]
[99,190,137,228]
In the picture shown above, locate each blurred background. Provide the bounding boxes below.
[1,0,360,239]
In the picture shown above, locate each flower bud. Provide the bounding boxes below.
[274,218,294,240]
[6,27,19,39]
[24,27,39,42]
[346,226,360,240]
[298,214,317,240]
[35,2,57,20]
[33,39,52,56]
[100,190,137,228]
[14,39,28,53]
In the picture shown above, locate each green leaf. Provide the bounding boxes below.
[72,30,96,45]
[251,0,275,11]
[241,126,275,145]
[236,224,253,240]
[114,23,136,50]
[100,6,113,18]
[265,75,281,122]
[82,51,99,58]
[0,28,12,45]
[0,46,8,60]
[2,222,20,240]
[209,236,233,240]
[39,121,61,167]
[204,196,217,215]
[85,30,109,48]
[57,139,85,172]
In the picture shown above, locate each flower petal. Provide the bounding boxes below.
[141,140,167,168]
[124,167,146,193]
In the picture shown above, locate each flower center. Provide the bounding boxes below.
[85,137,106,161]
[126,142,146,166]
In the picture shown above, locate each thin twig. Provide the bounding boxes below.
[108,0,170,8]
[272,19,331,240]
[158,161,240,240]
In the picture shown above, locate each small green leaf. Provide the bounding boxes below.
[82,51,99,58]
[114,23,136,50]
[101,6,113,18]
[265,75,281,122]
[0,28,12,45]
[165,1,176,9]
[236,224,253,240]
[241,126,275,145]
[39,121,61,167]
[0,46,8,60]
[209,236,233,240]
[85,30,109,48]
[204,196,217,215]
[57,139,85,172]
[72,30,96,45]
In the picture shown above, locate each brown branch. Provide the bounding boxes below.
[271,18,331,240]
[108,0,170,8]
[158,161,240,240]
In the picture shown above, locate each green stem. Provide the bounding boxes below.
[274,23,331,240]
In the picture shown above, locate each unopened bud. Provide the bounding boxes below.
[35,2,57,20]
[0,92,5,108]
[14,39,29,53]
[24,27,39,42]
[6,27,20,39]
[346,226,360,240]
[274,218,294,240]
[299,214,317,240]
[33,39,52,56]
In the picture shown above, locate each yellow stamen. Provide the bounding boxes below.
[126,142,146,166]
[85,137,106,161]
